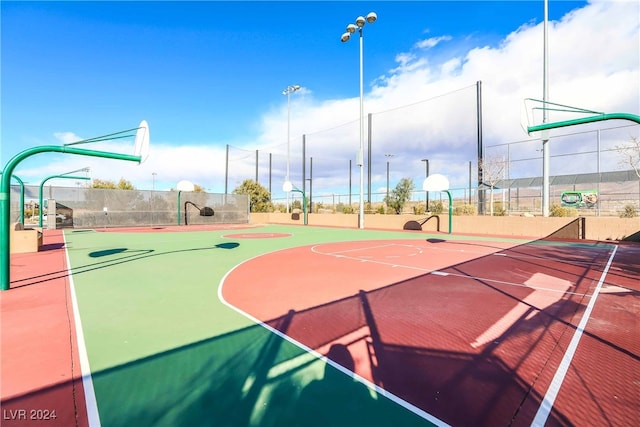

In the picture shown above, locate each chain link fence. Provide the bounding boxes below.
[9,185,249,228]
[224,82,638,217]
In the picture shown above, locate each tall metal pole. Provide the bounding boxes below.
[385,154,394,208]
[386,160,390,206]
[422,158,429,211]
[468,161,472,205]
[255,149,258,183]
[302,135,306,200]
[341,12,376,228]
[287,89,291,183]
[287,89,291,213]
[283,85,300,213]
[358,27,365,228]
[309,156,313,213]
[477,80,484,215]
[349,159,352,206]
[597,129,601,217]
[368,113,372,204]
[542,0,550,216]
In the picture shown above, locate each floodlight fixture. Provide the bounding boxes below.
[366,12,377,24]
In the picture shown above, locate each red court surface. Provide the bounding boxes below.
[222,238,639,426]
[2,230,638,427]
[1,230,89,427]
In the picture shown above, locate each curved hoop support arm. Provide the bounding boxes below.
[1,145,142,291]
[527,113,640,135]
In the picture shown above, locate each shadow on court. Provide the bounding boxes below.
[9,242,241,289]
[2,313,427,427]
[253,239,639,427]
[4,230,637,427]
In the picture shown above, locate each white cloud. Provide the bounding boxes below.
[414,35,452,50]
[53,132,84,144]
[20,0,639,200]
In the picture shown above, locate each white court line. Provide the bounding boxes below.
[430,270,589,297]
[312,244,591,296]
[217,255,451,427]
[313,240,612,269]
[312,242,400,255]
[64,233,101,426]
[531,244,618,427]
[491,250,611,268]
[311,244,431,273]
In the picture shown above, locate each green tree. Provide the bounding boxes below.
[117,178,135,190]
[384,178,415,214]
[85,178,144,219]
[91,179,117,189]
[233,179,272,212]
[91,178,135,190]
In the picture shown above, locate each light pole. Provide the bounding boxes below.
[542,0,550,217]
[341,11,377,229]
[421,158,430,211]
[282,84,301,213]
[385,153,394,206]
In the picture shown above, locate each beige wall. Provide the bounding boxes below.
[250,212,640,241]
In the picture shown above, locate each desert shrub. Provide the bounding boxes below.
[550,204,578,217]
[413,204,426,215]
[454,204,477,216]
[620,204,638,218]
[342,204,355,214]
[430,201,444,215]
[491,201,507,216]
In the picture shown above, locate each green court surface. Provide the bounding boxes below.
[67,225,510,426]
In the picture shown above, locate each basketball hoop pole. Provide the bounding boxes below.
[1,145,143,291]
[444,190,452,234]
[283,181,308,225]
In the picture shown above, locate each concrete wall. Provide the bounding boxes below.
[250,212,640,241]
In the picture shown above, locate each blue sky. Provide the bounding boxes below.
[2,0,639,201]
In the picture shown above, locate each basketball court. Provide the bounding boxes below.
[1,224,637,426]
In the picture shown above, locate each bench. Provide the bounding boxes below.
[10,222,43,254]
